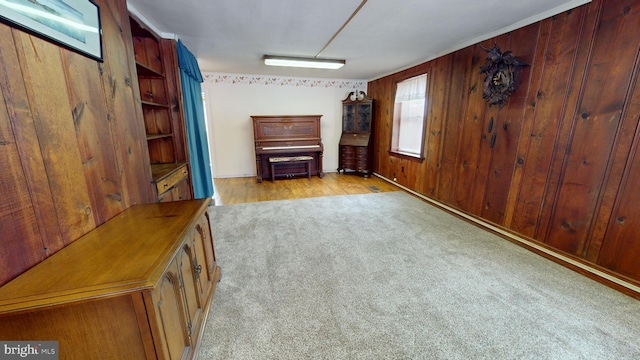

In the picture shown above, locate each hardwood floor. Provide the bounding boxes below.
[213,172,401,205]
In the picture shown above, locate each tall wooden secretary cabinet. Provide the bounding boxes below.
[338,91,374,177]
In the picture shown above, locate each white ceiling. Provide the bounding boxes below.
[126,0,590,81]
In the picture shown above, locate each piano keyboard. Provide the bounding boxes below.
[260,145,321,150]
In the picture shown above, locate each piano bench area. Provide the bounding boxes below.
[269,156,314,182]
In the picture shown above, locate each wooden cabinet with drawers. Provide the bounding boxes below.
[153,163,190,202]
[0,199,220,360]
[340,134,371,173]
[338,91,374,177]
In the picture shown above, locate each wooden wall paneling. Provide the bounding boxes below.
[471,36,513,217]
[384,111,401,182]
[451,42,493,213]
[366,81,379,169]
[584,3,640,262]
[367,81,381,172]
[13,31,96,247]
[587,53,640,264]
[423,56,452,197]
[412,66,431,189]
[398,159,412,187]
[545,0,640,256]
[589,11,640,276]
[62,50,124,225]
[470,34,516,217]
[597,97,640,279]
[590,78,640,276]
[472,78,500,216]
[0,29,48,287]
[0,0,157,285]
[507,10,585,237]
[368,0,640,285]
[536,0,602,242]
[387,77,398,181]
[480,25,539,225]
[395,158,407,184]
[408,157,422,192]
[98,0,155,206]
[378,80,395,178]
[370,64,439,189]
[502,18,552,231]
[369,78,390,177]
[384,78,396,175]
[436,49,469,204]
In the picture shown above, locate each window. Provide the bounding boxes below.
[390,73,428,159]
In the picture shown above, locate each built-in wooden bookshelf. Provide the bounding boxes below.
[129,16,193,202]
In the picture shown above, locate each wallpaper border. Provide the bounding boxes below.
[202,72,367,89]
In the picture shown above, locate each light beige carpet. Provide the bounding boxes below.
[199,191,640,359]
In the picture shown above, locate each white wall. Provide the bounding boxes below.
[202,73,367,178]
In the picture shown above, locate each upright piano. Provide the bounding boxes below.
[252,115,324,183]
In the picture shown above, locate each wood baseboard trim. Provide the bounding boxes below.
[373,173,640,299]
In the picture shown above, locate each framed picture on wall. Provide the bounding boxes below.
[0,0,102,61]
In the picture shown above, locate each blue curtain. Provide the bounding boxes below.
[176,40,214,199]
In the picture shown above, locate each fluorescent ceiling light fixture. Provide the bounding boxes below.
[264,55,345,70]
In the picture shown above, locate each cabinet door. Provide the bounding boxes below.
[198,213,217,280]
[191,214,216,301]
[357,103,372,132]
[159,190,175,203]
[343,104,355,132]
[150,260,190,360]
[174,179,192,201]
[177,243,203,343]
[189,230,206,303]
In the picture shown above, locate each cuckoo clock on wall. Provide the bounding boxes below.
[480,44,529,107]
